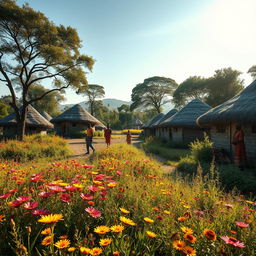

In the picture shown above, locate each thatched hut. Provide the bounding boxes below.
[130,119,143,129]
[0,105,53,138]
[51,104,105,137]
[152,109,178,140]
[197,80,256,162]
[40,111,53,122]
[142,113,165,137]
[161,99,211,144]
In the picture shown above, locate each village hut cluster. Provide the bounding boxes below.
[0,104,105,139]
[142,80,256,163]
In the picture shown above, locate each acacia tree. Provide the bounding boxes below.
[172,76,208,108]
[77,84,105,116]
[131,76,177,113]
[248,65,256,80]
[0,0,94,140]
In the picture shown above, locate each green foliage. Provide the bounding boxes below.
[0,134,71,161]
[0,101,8,118]
[131,76,177,113]
[190,134,213,162]
[176,155,198,174]
[248,65,256,79]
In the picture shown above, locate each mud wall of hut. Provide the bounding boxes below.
[172,127,183,143]
[241,124,256,162]
[54,122,88,137]
[3,127,46,138]
[183,128,206,145]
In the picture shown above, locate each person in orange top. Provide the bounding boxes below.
[85,123,95,154]
[232,124,246,170]
[126,130,132,145]
[104,124,112,147]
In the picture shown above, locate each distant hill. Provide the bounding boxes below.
[60,98,173,113]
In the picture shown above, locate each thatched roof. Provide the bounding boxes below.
[51,104,105,127]
[0,105,54,129]
[197,80,256,126]
[152,109,178,128]
[131,119,143,126]
[142,113,165,129]
[40,111,52,122]
[162,99,211,128]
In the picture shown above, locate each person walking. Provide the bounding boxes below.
[232,124,246,170]
[85,123,95,154]
[126,130,132,145]
[104,124,112,147]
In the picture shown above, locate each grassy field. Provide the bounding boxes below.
[0,143,255,255]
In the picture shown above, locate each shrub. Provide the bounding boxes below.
[190,134,213,162]
[176,155,198,174]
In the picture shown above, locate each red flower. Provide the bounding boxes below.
[31,173,43,182]
[80,193,93,200]
[0,193,11,199]
[8,189,18,194]
[60,193,71,203]
[38,191,54,198]
[235,221,249,228]
[85,207,101,218]
[88,185,99,193]
[65,185,77,191]
[220,236,246,248]
[82,164,94,168]
[24,201,38,209]
[32,209,50,216]
[48,186,65,193]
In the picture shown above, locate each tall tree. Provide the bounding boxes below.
[205,68,244,107]
[131,76,177,113]
[77,84,105,116]
[172,76,208,108]
[0,0,94,140]
[248,65,256,80]
[28,84,65,116]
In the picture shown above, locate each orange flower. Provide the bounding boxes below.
[80,247,91,254]
[172,240,185,250]
[90,247,102,256]
[113,251,120,256]
[41,228,52,235]
[181,226,193,234]
[144,217,154,223]
[110,225,124,233]
[54,239,70,249]
[146,231,157,238]
[38,214,64,224]
[41,236,53,246]
[184,233,197,243]
[203,229,217,241]
[178,216,188,222]
[68,247,76,252]
[120,216,136,226]
[120,208,130,214]
[182,245,196,256]
[94,226,110,235]
[99,238,112,246]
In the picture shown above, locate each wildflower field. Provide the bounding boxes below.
[0,144,255,255]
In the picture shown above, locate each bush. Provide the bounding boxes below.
[0,134,71,162]
[122,129,142,135]
[176,156,198,174]
[190,134,213,162]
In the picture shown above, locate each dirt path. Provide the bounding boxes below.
[67,135,175,174]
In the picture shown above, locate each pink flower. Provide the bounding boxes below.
[60,193,71,203]
[88,185,99,193]
[235,221,249,228]
[94,174,105,181]
[17,196,31,202]
[224,203,233,209]
[80,193,93,201]
[32,209,50,216]
[220,236,246,248]
[24,201,38,209]
[0,193,11,199]
[48,186,65,193]
[30,173,43,182]
[65,185,77,191]
[38,191,54,198]
[116,170,122,176]
[8,188,18,194]
[82,164,94,168]
[193,196,200,200]
[85,207,102,218]
[194,210,204,215]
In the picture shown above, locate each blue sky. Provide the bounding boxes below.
[2,0,256,104]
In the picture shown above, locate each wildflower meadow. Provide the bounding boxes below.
[0,143,255,255]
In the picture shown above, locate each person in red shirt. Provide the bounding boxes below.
[85,123,95,154]
[232,124,246,170]
[126,130,132,145]
[104,124,112,147]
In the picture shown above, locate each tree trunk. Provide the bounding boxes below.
[16,105,28,141]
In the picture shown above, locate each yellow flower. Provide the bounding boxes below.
[120,208,130,214]
[80,247,91,254]
[99,238,112,246]
[68,247,76,252]
[41,236,53,246]
[90,247,102,256]
[144,217,154,223]
[181,226,193,234]
[182,245,196,256]
[178,216,187,222]
[184,233,197,243]
[120,216,136,226]
[41,228,52,235]
[163,210,171,215]
[172,240,185,250]
[73,184,83,189]
[110,225,124,233]
[54,239,70,249]
[146,231,157,238]
[94,226,110,235]
[38,214,64,223]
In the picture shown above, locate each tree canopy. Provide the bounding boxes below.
[248,65,256,80]
[77,84,105,116]
[131,76,177,113]
[0,0,94,139]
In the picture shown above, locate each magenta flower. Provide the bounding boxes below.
[32,209,50,216]
[85,207,101,218]
[30,173,43,182]
[220,236,246,248]
[60,193,71,203]
[88,185,99,193]
[80,193,93,201]
[38,191,54,198]
[8,188,18,194]
[24,201,38,209]
[235,221,249,228]
[0,193,11,199]
[82,164,94,168]
[48,186,65,193]
[94,174,105,181]
[65,185,77,191]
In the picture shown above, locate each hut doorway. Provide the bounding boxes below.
[61,123,67,137]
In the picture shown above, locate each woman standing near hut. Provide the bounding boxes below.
[85,124,95,154]
[104,124,112,147]
[232,124,246,170]
[126,130,132,145]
